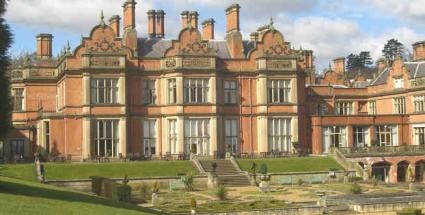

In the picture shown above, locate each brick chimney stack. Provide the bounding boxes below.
[202,19,215,40]
[249,32,258,42]
[190,11,199,29]
[333,57,345,74]
[147,10,156,38]
[156,10,165,38]
[36,34,53,59]
[109,15,121,37]
[122,0,136,30]
[181,11,189,29]
[304,50,313,69]
[413,41,425,61]
[225,4,240,33]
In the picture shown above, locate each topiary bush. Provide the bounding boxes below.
[182,172,195,191]
[215,185,228,201]
[349,183,362,194]
[258,164,268,175]
[112,183,132,202]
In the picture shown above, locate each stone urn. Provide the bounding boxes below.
[259,174,271,192]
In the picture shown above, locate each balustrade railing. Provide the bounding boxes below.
[336,145,425,157]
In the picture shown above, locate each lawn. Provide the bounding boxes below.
[236,157,343,173]
[0,161,197,181]
[0,176,158,215]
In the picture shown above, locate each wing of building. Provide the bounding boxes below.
[4,0,425,183]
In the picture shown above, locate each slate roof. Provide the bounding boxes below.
[370,68,390,86]
[405,62,425,79]
[138,38,256,59]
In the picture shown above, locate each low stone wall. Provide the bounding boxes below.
[194,206,323,215]
[267,170,355,185]
[46,176,208,192]
[353,201,425,213]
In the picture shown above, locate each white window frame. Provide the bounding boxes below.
[143,119,157,156]
[184,79,209,104]
[168,119,178,154]
[268,118,292,152]
[184,118,210,155]
[93,119,119,157]
[369,100,377,115]
[143,80,156,105]
[394,77,404,89]
[267,79,291,104]
[414,127,425,146]
[353,126,369,148]
[44,121,50,153]
[335,102,353,115]
[394,97,406,114]
[375,125,397,146]
[414,95,425,113]
[168,79,177,104]
[91,78,118,104]
[323,126,347,153]
[12,88,24,111]
[224,80,238,104]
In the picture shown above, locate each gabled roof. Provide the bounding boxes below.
[370,68,390,86]
[404,62,425,79]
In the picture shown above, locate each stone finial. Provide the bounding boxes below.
[269,17,275,31]
[99,10,106,26]
[66,41,71,54]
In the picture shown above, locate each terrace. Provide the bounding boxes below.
[337,145,425,158]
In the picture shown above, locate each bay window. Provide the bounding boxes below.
[91,79,118,104]
[268,118,292,152]
[184,79,209,103]
[184,119,210,155]
[268,80,291,103]
[93,120,119,157]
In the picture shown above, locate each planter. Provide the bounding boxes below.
[259,174,270,181]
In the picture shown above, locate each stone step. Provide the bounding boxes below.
[218,175,251,187]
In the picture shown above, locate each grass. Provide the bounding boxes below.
[1,160,197,181]
[0,176,158,215]
[237,157,343,173]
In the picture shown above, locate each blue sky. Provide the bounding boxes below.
[5,0,425,71]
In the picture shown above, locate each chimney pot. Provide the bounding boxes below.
[190,11,199,29]
[147,10,156,38]
[36,33,53,59]
[122,0,136,30]
[109,15,121,37]
[156,10,165,38]
[181,11,189,29]
[225,4,241,33]
[202,18,215,40]
[413,41,425,61]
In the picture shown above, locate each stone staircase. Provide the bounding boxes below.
[198,159,251,187]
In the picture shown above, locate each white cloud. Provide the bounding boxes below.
[365,0,425,23]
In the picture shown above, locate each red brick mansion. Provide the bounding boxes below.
[4,0,425,183]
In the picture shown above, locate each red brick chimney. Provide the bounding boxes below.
[377,58,387,72]
[181,11,189,29]
[304,50,313,69]
[333,57,345,74]
[147,10,156,38]
[36,33,53,59]
[156,10,165,38]
[225,4,240,33]
[413,41,425,61]
[190,11,199,29]
[109,15,121,37]
[249,32,258,42]
[122,0,136,30]
[202,19,215,40]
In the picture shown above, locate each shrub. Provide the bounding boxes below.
[190,197,197,209]
[123,174,129,184]
[215,185,228,201]
[112,183,132,202]
[297,178,304,186]
[397,208,423,215]
[250,162,257,175]
[90,176,107,195]
[350,183,362,194]
[372,177,379,187]
[103,179,116,198]
[140,183,149,201]
[258,164,268,175]
[182,172,195,191]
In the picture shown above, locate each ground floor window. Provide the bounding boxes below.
[353,126,369,147]
[323,126,347,153]
[143,119,157,156]
[184,119,210,155]
[93,120,119,157]
[375,125,397,146]
[268,118,292,152]
[9,139,24,158]
[168,119,178,154]
[414,127,425,145]
[225,119,239,154]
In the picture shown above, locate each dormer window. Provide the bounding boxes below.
[394,77,404,89]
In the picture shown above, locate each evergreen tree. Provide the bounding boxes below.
[382,38,406,66]
[359,51,373,67]
[346,51,374,72]
[0,0,13,138]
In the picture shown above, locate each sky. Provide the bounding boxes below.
[5,0,425,71]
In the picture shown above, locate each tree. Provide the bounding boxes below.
[359,51,373,67]
[382,38,406,66]
[346,51,373,72]
[0,0,13,138]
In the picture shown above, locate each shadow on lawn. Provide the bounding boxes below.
[0,178,164,215]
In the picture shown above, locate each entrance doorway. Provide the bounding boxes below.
[416,160,425,182]
[397,161,409,183]
[372,162,391,182]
